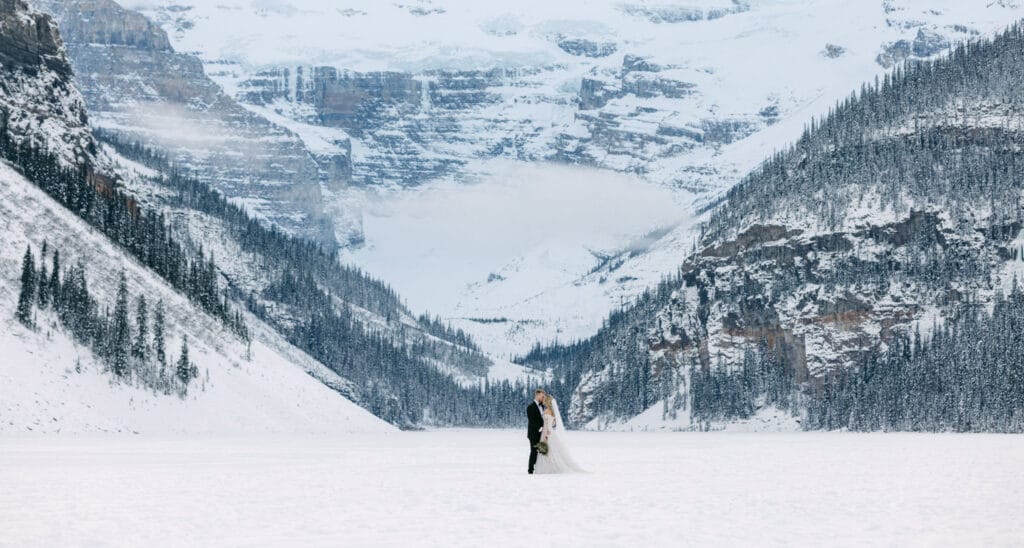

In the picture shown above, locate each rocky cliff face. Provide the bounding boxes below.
[0,0,94,166]
[235,65,529,186]
[553,56,759,188]
[33,0,170,52]
[136,0,1017,199]
[225,56,769,191]
[0,0,69,76]
[30,0,354,246]
[565,179,1018,428]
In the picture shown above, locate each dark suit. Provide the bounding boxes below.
[527,401,544,474]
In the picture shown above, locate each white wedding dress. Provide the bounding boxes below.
[534,398,585,474]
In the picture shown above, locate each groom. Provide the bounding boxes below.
[526,389,545,474]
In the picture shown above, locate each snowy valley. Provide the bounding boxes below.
[124,0,1024,360]
[0,0,390,433]
[2,0,1024,435]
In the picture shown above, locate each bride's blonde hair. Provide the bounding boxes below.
[543,394,555,415]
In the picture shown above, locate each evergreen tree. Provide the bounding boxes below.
[37,259,49,308]
[111,273,131,378]
[153,299,167,372]
[133,295,149,362]
[176,336,194,388]
[36,243,49,308]
[48,249,60,310]
[15,246,35,327]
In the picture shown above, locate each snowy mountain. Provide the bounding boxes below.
[523,24,1024,431]
[8,0,1023,432]
[0,0,391,433]
[0,0,93,167]
[123,0,1024,360]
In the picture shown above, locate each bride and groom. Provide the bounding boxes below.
[527,389,584,474]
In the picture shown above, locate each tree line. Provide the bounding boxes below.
[687,283,1024,432]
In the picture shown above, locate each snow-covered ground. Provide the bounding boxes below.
[2,431,1022,547]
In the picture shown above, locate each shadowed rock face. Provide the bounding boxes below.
[0,0,68,77]
[876,28,952,68]
[0,0,94,165]
[31,0,170,52]
[556,37,617,58]
[30,0,349,247]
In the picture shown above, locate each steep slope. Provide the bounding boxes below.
[0,161,390,434]
[26,0,541,394]
[0,0,391,433]
[3,0,541,429]
[523,24,1024,431]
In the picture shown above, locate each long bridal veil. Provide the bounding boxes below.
[545,397,586,473]
[551,397,567,434]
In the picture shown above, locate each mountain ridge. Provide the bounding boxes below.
[523,22,1024,431]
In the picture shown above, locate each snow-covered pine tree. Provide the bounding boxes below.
[176,336,193,389]
[111,273,131,378]
[15,245,35,327]
[37,260,49,309]
[133,295,148,362]
[48,250,60,310]
[153,299,167,375]
[36,243,49,308]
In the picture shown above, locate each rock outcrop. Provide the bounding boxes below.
[31,0,350,246]
[0,0,94,165]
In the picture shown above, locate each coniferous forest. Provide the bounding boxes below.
[96,131,532,427]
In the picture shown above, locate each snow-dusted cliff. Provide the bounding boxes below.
[31,0,354,246]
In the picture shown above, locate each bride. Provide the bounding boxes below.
[534,394,585,474]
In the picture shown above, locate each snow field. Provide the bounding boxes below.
[2,431,1022,547]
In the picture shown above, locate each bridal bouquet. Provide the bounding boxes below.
[534,441,549,455]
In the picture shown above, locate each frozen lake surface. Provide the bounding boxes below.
[2,431,1022,547]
